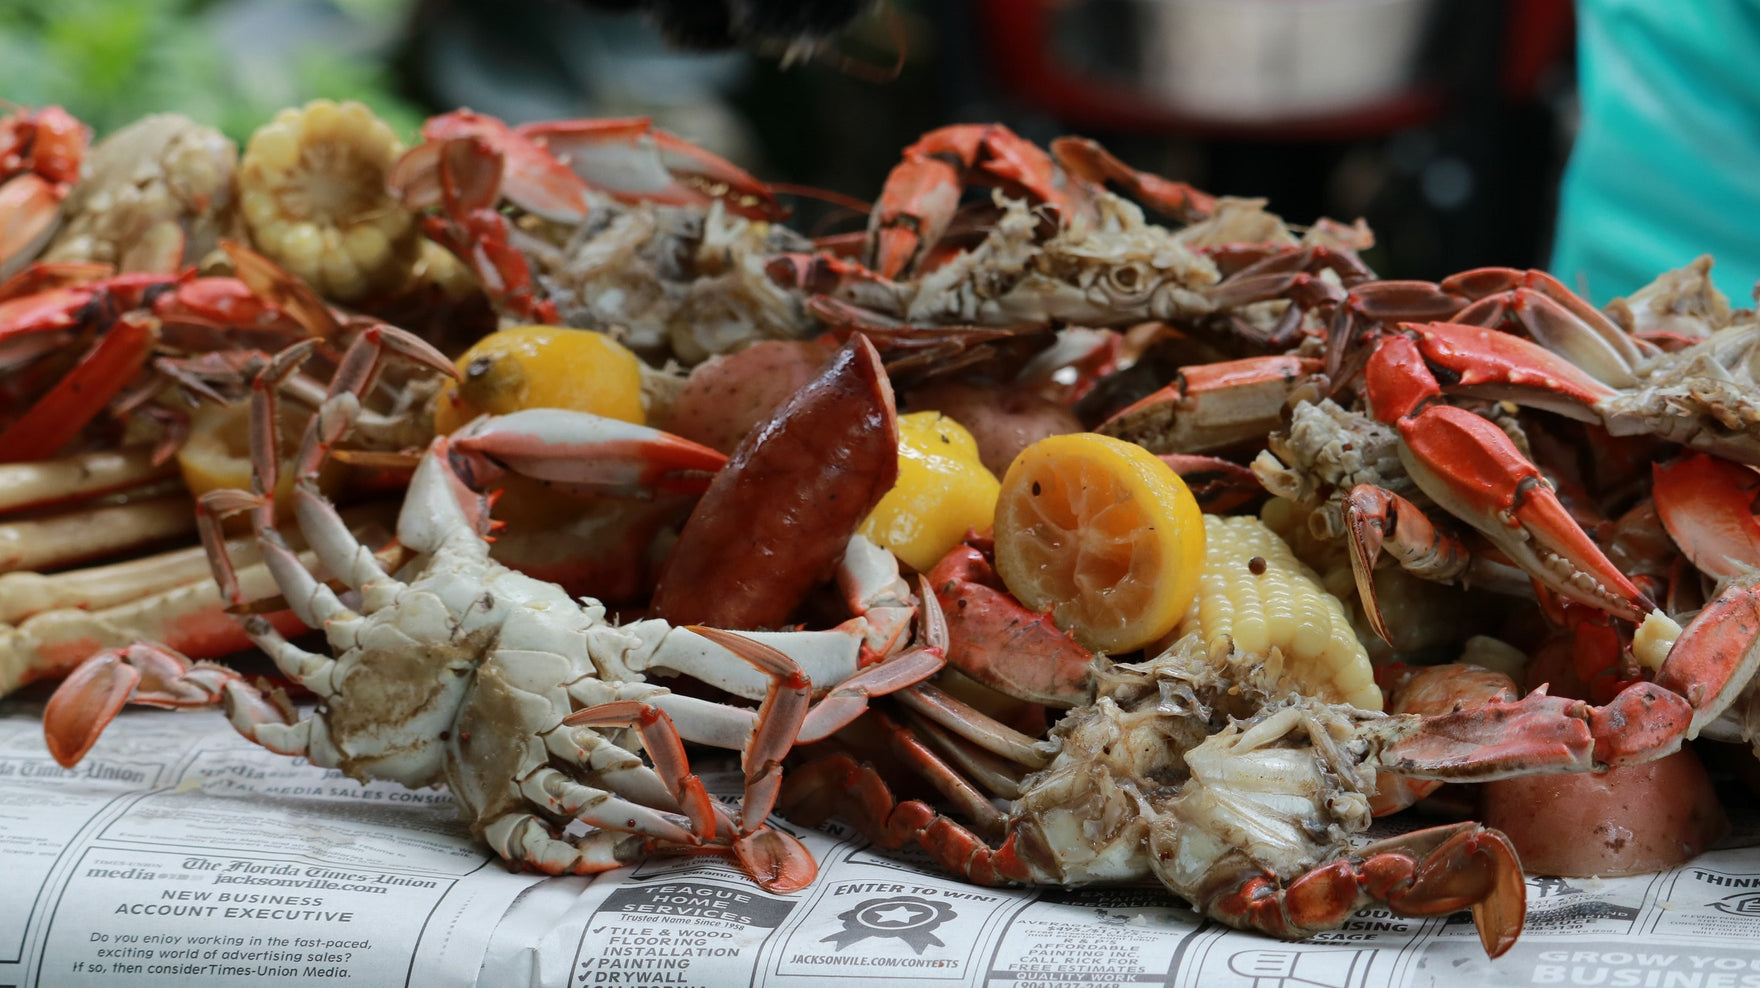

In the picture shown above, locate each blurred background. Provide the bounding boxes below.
[0,0,1577,281]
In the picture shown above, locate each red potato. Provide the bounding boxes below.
[656,339,837,454]
[904,379,1082,477]
[1481,745,1727,877]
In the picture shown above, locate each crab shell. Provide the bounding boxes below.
[44,113,242,272]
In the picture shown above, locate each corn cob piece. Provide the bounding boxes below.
[1173,514,1382,711]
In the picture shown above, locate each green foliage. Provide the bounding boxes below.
[0,0,423,143]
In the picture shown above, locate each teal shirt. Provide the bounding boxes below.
[1550,0,1760,307]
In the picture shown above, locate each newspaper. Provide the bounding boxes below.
[5,700,1760,988]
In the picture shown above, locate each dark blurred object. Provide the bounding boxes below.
[959,0,1575,281]
[570,0,874,54]
[978,0,1447,138]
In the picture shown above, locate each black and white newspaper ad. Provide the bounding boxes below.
[5,703,1760,988]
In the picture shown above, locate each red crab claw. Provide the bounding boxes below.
[1343,485,1475,644]
[1216,822,1525,959]
[1372,678,1694,779]
[1048,136,1216,222]
[0,173,69,277]
[1390,321,1620,420]
[0,259,111,302]
[1441,267,1652,388]
[924,543,1095,708]
[1364,327,1655,623]
[1368,663,1520,815]
[517,116,785,221]
[652,333,899,629]
[0,309,155,462]
[0,271,174,366]
[1653,452,1760,582]
[415,109,592,222]
[0,105,89,278]
[388,134,560,324]
[43,641,241,767]
[218,240,342,340]
[1097,354,1324,455]
[867,123,1071,280]
[1652,580,1760,738]
[0,105,87,186]
[446,409,729,499]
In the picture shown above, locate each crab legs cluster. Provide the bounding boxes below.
[0,102,816,697]
[44,327,953,891]
[387,109,786,326]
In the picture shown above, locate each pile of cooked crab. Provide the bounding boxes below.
[5,101,1759,960]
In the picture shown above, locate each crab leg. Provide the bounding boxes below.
[1368,663,1523,815]
[518,766,706,847]
[483,815,645,877]
[1343,485,1475,642]
[630,536,933,701]
[3,551,311,699]
[867,123,1071,279]
[891,681,1051,770]
[412,110,592,222]
[1369,678,1699,776]
[1049,136,1216,222]
[781,731,1012,849]
[0,494,195,574]
[446,409,727,499]
[0,310,154,462]
[517,116,785,220]
[0,539,219,623]
[659,585,948,749]
[1215,822,1524,958]
[1097,355,1324,455]
[1365,328,1656,622]
[1443,267,1650,387]
[0,448,173,514]
[43,641,244,765]
[548,703,721,842]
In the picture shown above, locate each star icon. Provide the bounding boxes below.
[867,905,924,925]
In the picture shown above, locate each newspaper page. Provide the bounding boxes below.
[0,702,543,987]
[6,701,1760,988]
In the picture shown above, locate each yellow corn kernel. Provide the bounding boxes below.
[237,99,418,302]
[1173,514,1382,711]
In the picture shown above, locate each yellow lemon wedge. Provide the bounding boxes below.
[859,412,1001,572]
[993,432,1206,654]
[433,325,645,433]
[177,398,343,526]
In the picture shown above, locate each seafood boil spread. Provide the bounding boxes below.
[7,102,1760,964]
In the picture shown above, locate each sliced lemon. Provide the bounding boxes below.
[178,397,344,527]
[859,411,1001,572]
[433,325,645,434]
[994,432,1206,654]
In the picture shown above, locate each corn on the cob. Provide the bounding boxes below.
[1171,514,1382,711]
[238,99,419,302]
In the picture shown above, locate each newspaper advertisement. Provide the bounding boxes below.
[4,701,1760,988]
